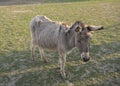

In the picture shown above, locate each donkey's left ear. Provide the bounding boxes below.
[75,26,82,32]
[87,25,104,31]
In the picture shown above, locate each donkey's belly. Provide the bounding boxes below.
[38,41,58,50]
[38,36,58,50]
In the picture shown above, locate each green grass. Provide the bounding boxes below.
[0,0,120,86]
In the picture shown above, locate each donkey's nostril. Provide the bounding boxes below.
[83,57,90,62]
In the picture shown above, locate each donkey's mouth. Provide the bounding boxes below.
[81,52,90,62]
[83,57,90,62]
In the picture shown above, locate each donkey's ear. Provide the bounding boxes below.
[75,26,82,32]
[87,25,104,31]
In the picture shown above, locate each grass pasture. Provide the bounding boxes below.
[0,0,120,86]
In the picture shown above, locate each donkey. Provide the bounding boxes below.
[30,16,104,78]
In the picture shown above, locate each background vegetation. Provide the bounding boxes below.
[0,0,120,86]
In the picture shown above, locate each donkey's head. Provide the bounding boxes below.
[71,21,104,62]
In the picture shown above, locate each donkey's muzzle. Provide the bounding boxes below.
[81,52,90,62]
[83,57,90,62]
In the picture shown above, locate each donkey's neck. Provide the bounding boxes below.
[65,30,76,51]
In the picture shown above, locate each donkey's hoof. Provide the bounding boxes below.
[41,58,49,63]
[60,71,67,79]
[32,58,35,61]
[61,74,66,79]
[44,60,49,63]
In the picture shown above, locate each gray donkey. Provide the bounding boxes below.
[30,15,104,78]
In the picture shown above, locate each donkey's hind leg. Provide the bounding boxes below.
[39,48,48,63]
[31,42,36,61]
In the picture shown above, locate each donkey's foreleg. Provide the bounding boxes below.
[58,52,66,78]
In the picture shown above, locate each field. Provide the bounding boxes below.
[0,0,120,86]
